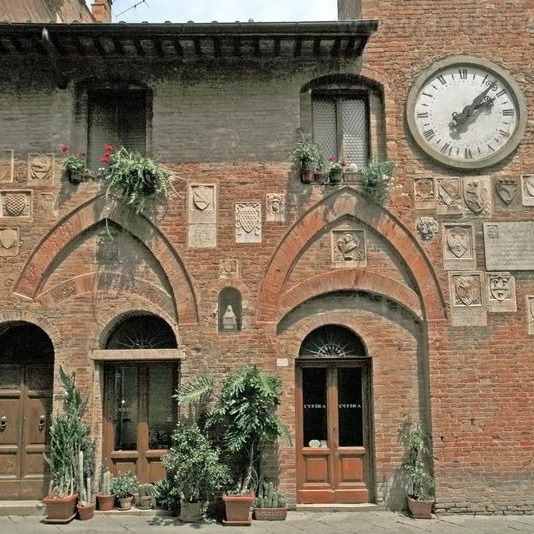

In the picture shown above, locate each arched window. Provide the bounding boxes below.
[299,325,367,358]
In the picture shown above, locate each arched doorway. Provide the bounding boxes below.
[101,314,178,483]
[0,322,54,499]
[296,325,372,504]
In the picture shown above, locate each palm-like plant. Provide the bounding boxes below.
[177,367,290,495]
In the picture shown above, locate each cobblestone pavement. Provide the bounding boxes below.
[3,511,534,534]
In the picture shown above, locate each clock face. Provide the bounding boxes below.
[406,56,527,169]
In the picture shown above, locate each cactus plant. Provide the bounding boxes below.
[254,481,287,520]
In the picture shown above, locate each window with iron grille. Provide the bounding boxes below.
[312,94,369,168]
[87,90,147,171]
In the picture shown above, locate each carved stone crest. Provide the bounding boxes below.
[220,259,240,278]
[495,179,518,205]
[39,193,58,215]
[527,296,534,335]
[332,229,366,265]
[95,230,120,264]
[449,272,487,326]
[192,185,213,211]
[487,272,516,312]
[236,203,261,243]
[463,177,491,216]
[414,177,436,209]
[266,193,285,222]
[416,217,438,241]
[1,191,31,219]
[443,224,475,270]
[0,228,19,256]
[453,274,481,307]
[28,153,54,182]
[436,177,462,214]
[0,149,14,183]
[521,175,534,207]
[446,225,470,258]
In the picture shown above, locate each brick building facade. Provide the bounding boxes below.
[0,0,533,515]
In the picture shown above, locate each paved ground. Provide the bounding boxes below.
[3,511,534,534]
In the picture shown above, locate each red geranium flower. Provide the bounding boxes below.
[104,144,115,153]
[61,144,70,153]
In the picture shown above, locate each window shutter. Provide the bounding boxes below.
[341,98,367,168]
[312,98,337,162]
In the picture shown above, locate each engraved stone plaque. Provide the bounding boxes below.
[189,184,216,224]
[443,223,475,270]
[188,223,216,248]
[487,272,516,312]
[27,153,55,184]
[0,150,14,183]
[220,259,240,279]
[332,229,366,266]
[527,296,534,335]
[494,176,520,211]
[521,175,534,207]
[0,227,19,257]
[0,191,32,220]
[414,177,436,210]
[463,176,491,216]
[266,193,285,222]
[436,177,462,215]
[449,271,487,326]
[483,222,534,270]
[236,202,261,243]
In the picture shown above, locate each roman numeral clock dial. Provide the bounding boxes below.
[406,56,527,170]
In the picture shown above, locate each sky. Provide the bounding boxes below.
[86,0,338,23]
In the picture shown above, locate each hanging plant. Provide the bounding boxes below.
[101,145,173,214]
[360,158,395,203]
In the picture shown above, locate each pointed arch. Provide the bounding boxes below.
[257,187,445,323]
[14,195,199,325]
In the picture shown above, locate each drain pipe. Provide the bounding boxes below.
[41,27,68,89]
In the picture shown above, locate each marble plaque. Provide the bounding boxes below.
[487,272,516,312]
[0,190,32,220]
[414,177,436,210]
[27,153,55,185]
[449,272,487,327]
[0,227,19,257]
[266,193,285,222]
[442,223,475,270]
[0,150,14,183]
[494,176,520,211]
[236,202,261,243]
[521,175,534,207]
[332,229,366,266]
[527,296,534,335]
[483,222,534,270]
[189,184,216,224]
[436,177,462,215]
[188,223,216,248]
[463,176,491,217]
[220,259,240,278]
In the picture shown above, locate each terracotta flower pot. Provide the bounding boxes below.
[407,496,433,519]
[118,496,134,510]
[222,493,255,526]
[42,493,77,523]
[96,493,115,511]
[77,501,95,521]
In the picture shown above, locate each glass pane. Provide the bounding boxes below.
[338,367,363,447]
[114,367,138,451]
[302,367,328,448]
[148,366,174,449]
[313,98,337,161]
[342,98,367,168]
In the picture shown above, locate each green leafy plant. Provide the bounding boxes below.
[177,366,291,496]
[290,133,325,171]
[398,415,434,501]
[162,421,230,504]
[101,145,173,214]
[61,144,88,182]
[360,158,395,203]
[152,478,181,512]
[255,481,286,509]
[110,471,139,499]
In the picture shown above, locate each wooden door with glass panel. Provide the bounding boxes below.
[103,363,177,483]
[296,363,370,503]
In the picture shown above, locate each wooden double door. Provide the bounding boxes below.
[296,360,371,503]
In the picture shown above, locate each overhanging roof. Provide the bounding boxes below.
[0,20,378,62]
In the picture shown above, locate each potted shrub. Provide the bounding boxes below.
[162,421,230,522]
[61,144,89,184]
[101,145,173,214]
[290,133,325,183]
[111,471,139,510]
[178,366,290,526]
[76,450,95,521]
[43,367,92,524]
[326,156,346,184]
[399,415,435,519]
[360,157,395,203]
[137,483,154,510]
[254,481,287,521]
[96,468,115,511]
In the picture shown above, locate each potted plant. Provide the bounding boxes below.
[162,421,230,522]
[101,145,173,214]
[111,471,139,510]
[360,157,395,203]
[399,415,435,519]
[137,483,154,510]
[327,156,345,184]
[76,450,95,521]
[177,366,290,526]
[96,468,115,511]
[61,144,89,184]
[290,133,325,183]
[254,481,287,521]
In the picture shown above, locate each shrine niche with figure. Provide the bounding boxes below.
[218,287,242,332]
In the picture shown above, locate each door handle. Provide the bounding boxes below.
[38,415,46,432]
[0,416,7,431]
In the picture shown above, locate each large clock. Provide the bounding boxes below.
[406,56,527,170]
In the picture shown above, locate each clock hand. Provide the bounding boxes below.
[450,82,497,128]
[449,97,495,135]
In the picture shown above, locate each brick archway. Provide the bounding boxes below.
[13,196,199,325]
[257,187,445,323]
